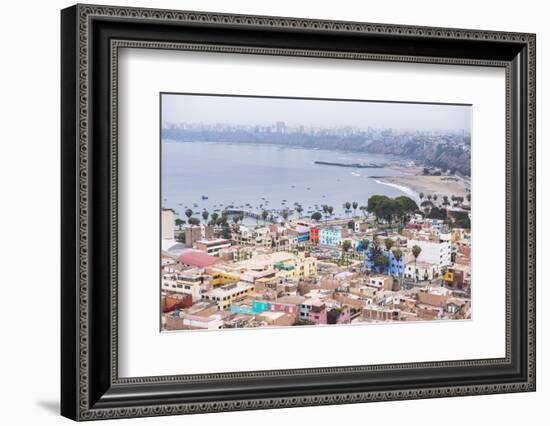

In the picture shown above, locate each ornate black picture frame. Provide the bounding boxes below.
[61,4,536,421]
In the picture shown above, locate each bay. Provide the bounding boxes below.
[161,140,416,222]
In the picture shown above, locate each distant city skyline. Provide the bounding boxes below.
[162,93,472,132]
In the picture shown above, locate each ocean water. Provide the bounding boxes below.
[161,141,413,221]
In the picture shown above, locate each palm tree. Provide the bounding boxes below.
[201,210,209,223]
[433,194,438,205]
[392,248,404,288]
[327,205,334,218]
[321,205,329,222]
[232,215,240,232]
[210,212,219,226]
[344,201,351,217]
[359,205,368,218]
[412,245,422,282]
[296,205,303,217]
[261,209,269,223]
[342,240,352,265]
[419,192,425,202]
[184,208,193,221]
[427,194,432,201]
[442,195,450,207]
[352,201,358,216]
[384,238,394,251]
[175,218,185,230]
[466,193,471,203]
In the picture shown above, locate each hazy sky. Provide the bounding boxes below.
[162,93,471,131]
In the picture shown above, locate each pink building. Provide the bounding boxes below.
[308,302,327,325]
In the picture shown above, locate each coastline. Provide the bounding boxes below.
[374,175,469,200]
[374,179,419,200]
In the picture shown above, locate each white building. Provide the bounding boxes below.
[162,268,209,301]
[180,313,223,330]
[404,260,439,281]
[161,208,175,240]
[366,275,393,291]
[194,238,231,256]
[407,238,451,271]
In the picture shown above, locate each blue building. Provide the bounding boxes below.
[364,249,405,277]
[230,300,269,315]
[319,227,342,246]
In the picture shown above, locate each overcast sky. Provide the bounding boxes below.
[161,93,471,131]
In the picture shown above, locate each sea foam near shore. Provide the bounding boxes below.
[374,179,418,200]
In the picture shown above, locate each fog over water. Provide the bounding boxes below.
[162,94,471,131]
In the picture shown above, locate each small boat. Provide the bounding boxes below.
[201,195,208,200]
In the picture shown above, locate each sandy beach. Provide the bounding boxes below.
[376,175,470,199]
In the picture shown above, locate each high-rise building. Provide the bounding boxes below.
[161,208,175,240]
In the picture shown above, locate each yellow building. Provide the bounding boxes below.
[201,282,255,310]
[209,270,240,286]
[226,251,317,282]
[273,252,317,281]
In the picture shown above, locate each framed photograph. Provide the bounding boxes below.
[61,4,536,421]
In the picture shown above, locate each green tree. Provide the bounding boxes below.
[373,253,389,273]
[384,238,394,251]
[451,211,471,229]
[231,215,241,233]
[342,240,352,253]
[201,210,209,222]
[419,192,425,201]
[261,209,269,223]
[311,212,322,222]
[184,208,193,220]
[188,217,200,226]
[394,196,419,228]
[175,218,185,230]
[412,245,422,282]
[344,201,351,216]
[210,212,219,225]
[392,248,403,288]
[296,205,303,217]
[442,195,450,207]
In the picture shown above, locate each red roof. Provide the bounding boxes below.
[178,250,219,268]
